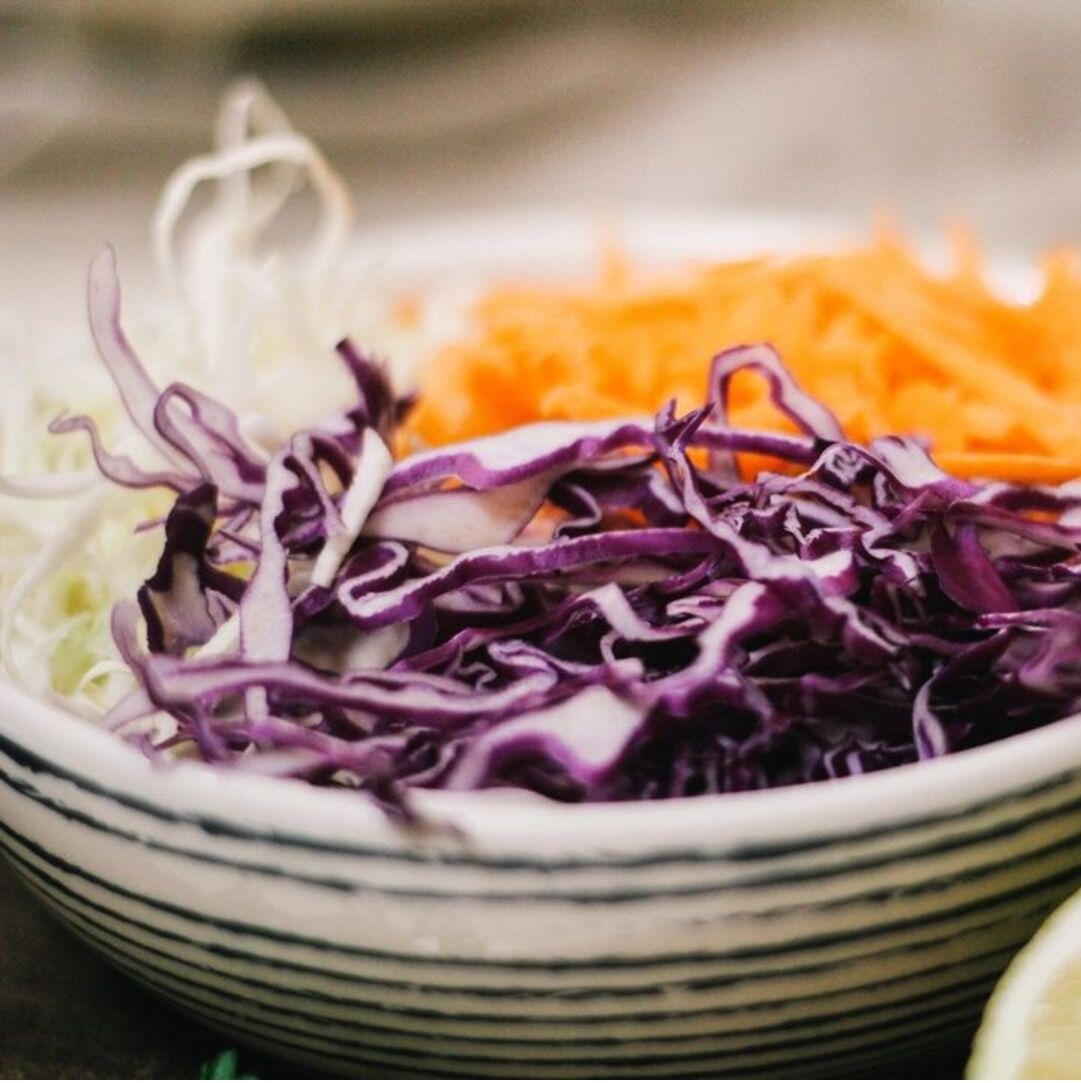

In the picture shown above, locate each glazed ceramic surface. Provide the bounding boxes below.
[0,213,1071,1078]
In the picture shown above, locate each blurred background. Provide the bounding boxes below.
[2,0,1081,1075]
[5,0,1081,321]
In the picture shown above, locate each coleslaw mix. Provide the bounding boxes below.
[7,85,1081,810]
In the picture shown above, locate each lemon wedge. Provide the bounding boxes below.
[969,888,1081,1078]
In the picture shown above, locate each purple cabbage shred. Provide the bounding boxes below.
[63,247,1081,808]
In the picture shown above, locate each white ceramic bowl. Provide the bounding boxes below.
[1,212,1075,1078]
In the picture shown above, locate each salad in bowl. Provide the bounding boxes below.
[5,82,1081,1076]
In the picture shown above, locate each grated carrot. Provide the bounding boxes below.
[405,229,1081,483]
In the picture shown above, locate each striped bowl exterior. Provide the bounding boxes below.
[5,681,1081,1076]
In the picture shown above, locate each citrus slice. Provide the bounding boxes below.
[969,888,1081,1078]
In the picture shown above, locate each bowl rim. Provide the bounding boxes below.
[346,204,1039,298]
[0,207,1068,859]
[4,669,1081,858]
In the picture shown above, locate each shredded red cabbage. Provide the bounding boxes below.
[58,248,1081,809]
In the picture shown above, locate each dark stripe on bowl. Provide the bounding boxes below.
[2,728,1078,870]
[206,1016,973,1082]
[84,935,991,1069]
[45,910,982,1079]
[0,837,1052,1030]
[21,870,1013,1047]
[4,766,1081,907]
[94,951,985,1078]
[716,1021,976,1081]
[7,757,1081,901]
[120,974,481,1081]
[10,836,1053,1015]
[48,910,1014,1046]
[10,840,1050,1009]
[3,817,1079,977]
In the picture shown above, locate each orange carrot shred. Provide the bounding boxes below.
[406,230,1081,483]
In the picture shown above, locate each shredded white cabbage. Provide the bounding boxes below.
[0,80,433,714]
